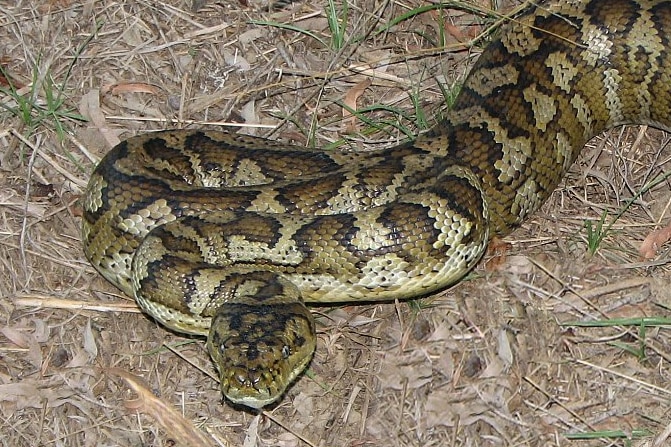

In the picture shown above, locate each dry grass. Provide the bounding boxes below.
[1,1,671,446]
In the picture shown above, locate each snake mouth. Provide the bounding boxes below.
[219,366,286,409]
[210,336,316,409]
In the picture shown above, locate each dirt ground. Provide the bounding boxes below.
[2,1,671,446]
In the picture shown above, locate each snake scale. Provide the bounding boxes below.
[83,0,671,408]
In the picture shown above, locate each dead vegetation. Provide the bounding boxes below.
[1,1,671,446]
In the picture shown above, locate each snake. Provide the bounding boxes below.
[82,0,671,409]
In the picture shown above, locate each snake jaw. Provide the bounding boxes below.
[215,345,315,409]
[207,299,316,409]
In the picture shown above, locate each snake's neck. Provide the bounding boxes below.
[414,0,671,237]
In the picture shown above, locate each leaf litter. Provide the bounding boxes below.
[1,1,671,446]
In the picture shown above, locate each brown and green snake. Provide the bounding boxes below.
[82,0,671,408]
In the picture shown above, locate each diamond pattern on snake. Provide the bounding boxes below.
[82,0,671,408]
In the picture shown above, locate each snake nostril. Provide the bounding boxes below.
[244,368,262,386]
[235,372,247,385]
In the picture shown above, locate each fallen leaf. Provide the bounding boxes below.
[483,237,512,271]
[0,60,23,89]
[100,82,161,96]
[0,381,75,411]
[639,221,671,259]
[342,79,372,133]
[78,88,122,148]
[109,368,216,447]
[1,326,43,369]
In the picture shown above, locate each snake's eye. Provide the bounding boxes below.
[281,345,291,359]
[219,343,226,354]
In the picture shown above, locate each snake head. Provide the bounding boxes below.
[207,299,316,409]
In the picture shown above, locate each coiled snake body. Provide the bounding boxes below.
[83,0,671,408]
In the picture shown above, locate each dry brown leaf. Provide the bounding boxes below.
[483,237,512,271]
[78,88,122,148]
[442,21,469,42]
[377,350,433,390]
[82,319,98,359]
[64,319,98,368]
[423,383,510,434]
[0,60,23,89]
[100,82,161,97]
[342,79,372,133]
[240,99,259,125]
[0,72,10,88]
[639,222,671,258]
[79,89,106,128]
[0,188,48,218]
[242,413,260,447]
[1,326,43,369]
[497,329,513,367]
[109,368,219,447]
[0,381,76,412]
[222,48,251,70]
